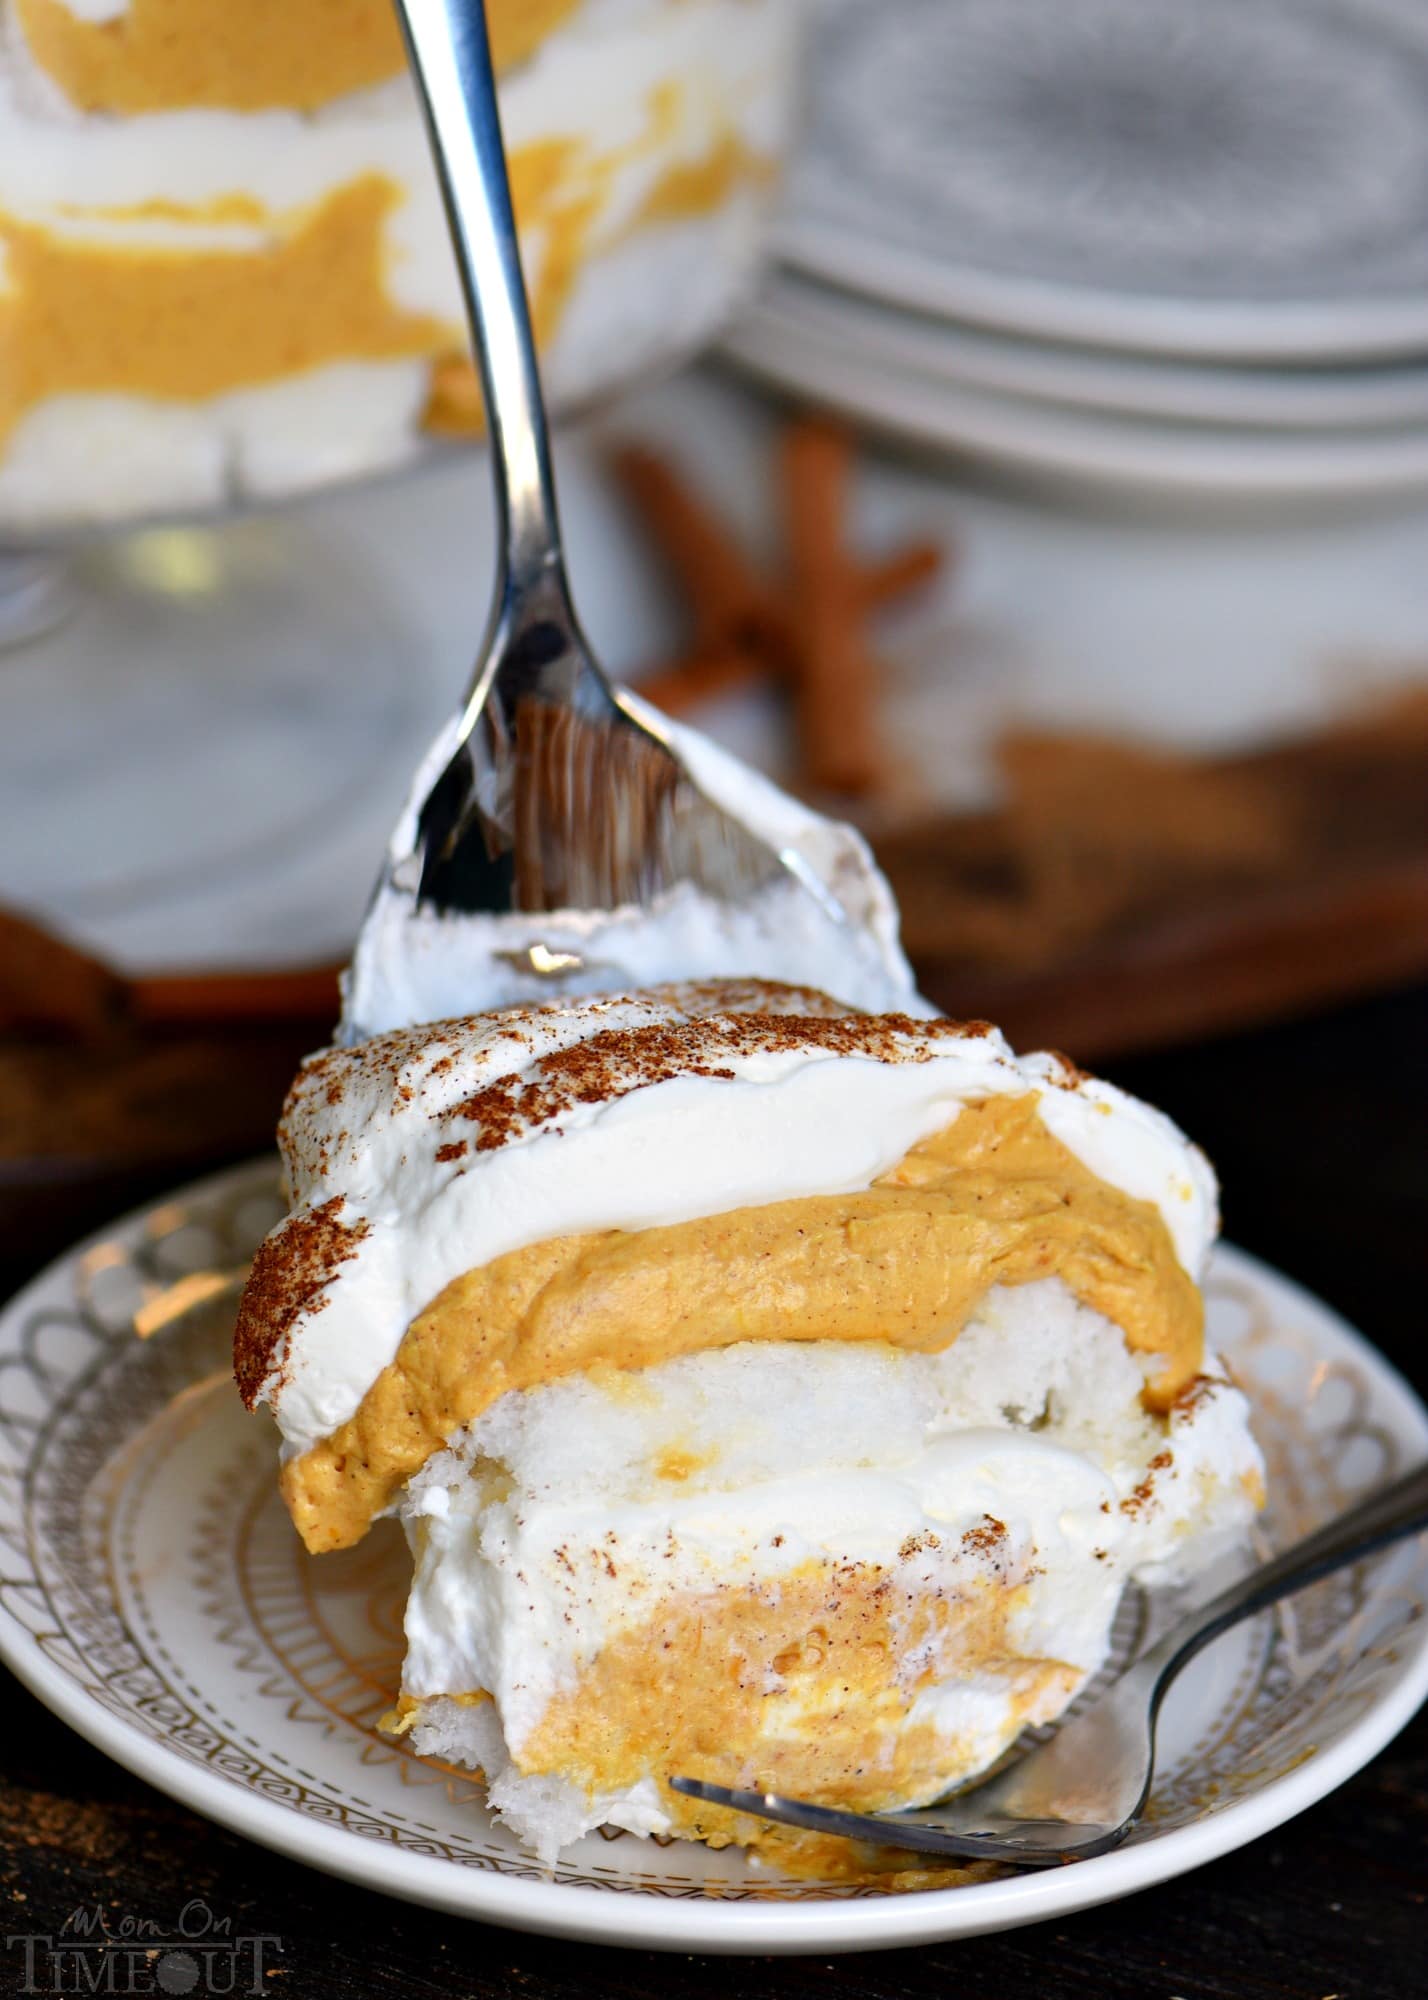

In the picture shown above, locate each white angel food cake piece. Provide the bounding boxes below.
[234,979,1264,1865]
[0,0,796,528]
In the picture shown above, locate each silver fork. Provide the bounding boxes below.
[672,1459,1428,1866]
[387,0,818,942]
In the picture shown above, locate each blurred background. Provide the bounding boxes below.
[2,0,1425,1299]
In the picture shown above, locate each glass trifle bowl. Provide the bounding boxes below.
[0,0,803,970]
[1,0,801,528]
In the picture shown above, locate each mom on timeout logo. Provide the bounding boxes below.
[6,1898,283,1995]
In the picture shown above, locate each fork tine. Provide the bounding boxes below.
[666,1778,1122,1866]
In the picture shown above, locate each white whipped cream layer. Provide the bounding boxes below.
[26,0,125,22]
[257,985,1217,1457]
[341,698,927,1036]
[399,1285,1263,1860]
[0,365,435,526]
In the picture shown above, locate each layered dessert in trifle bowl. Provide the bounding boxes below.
[0,0,803,973]
[232,728,1266,1877]
[1,0,800,528]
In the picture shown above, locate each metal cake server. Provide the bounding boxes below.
[672,1459,1428,1866]
[387,0,816,946]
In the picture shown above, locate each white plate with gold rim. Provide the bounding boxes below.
[1,1161,1425,1954]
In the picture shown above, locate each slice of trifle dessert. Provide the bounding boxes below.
[233,977,1264,1865]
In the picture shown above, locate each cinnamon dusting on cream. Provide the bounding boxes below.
[233,1196,369,1408]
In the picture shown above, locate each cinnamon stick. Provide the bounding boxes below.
[0,910,125,1036]
[634,644,766,718]
[609,445,790,664]
[610,431,944,765]
[780,419,883,795]
[127,966,341,1027]
[858,539,945,611]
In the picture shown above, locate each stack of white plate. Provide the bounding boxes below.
[725,0,1428,500]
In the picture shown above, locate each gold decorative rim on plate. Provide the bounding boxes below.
[1,1160,1425,1952]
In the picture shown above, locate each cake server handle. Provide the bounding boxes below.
[356,0,802,937]
[393,0,570,617]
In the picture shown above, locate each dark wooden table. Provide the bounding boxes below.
[2,985,1424,1999]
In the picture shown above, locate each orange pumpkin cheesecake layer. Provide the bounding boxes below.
[267,1092,1202,1553]
[0,176,446,451]
[507,1558,1082,1838]
[12,0,582,113]
[0,104,767,451]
